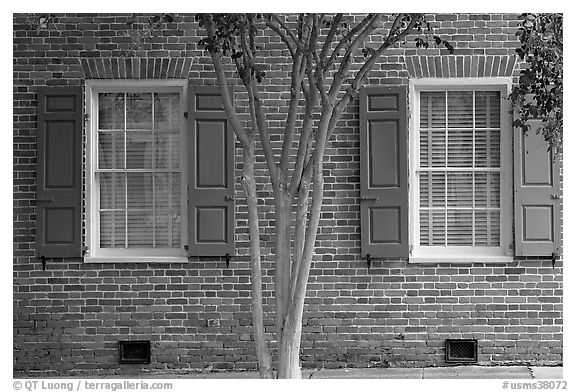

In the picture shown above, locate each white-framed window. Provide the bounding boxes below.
[85,80,188,262]
[409,78,513,263]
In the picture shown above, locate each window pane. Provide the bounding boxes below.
[420,129,446,168]
[474,172,500,208]
[475,129,500,167]
[447,210,473,246]
[154,93,180,130]
[127,132,153,169]
[419,210,446,246]
[155,211,181,247]
[126,93,152,129]
[98,93,125,130]
[127,211,154,247]
[489,210,500,246]
[127,173,153,209]
[98,132,125,169]
[420,92,446,128]
[419,172,446,208]
[100,173,126,209]
[154,131,180,169]
[447,129,473,167]
[475,91,500,128]
[155,173,181,210]
[447,91,473,128]
[447,172,473,207]
[100,211,126,248]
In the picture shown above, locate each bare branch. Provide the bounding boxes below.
[268,14,304,52]
[325,14,377,72]
[235,20,280,186]
[203,18,251,147]
[242,145,274,378]
[328,14,383,101]
[288,162,312,302]
[319,13,343,64]
[279,53,304,178]
[355,14,422,85]
[266,17,296,58]
[325,14,423,142]
[289,58,317,196]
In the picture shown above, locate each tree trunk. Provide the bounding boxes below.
[277,326,303,378]
[242,145,274,379]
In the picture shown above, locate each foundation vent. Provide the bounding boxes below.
[118,340,151,364]
[445,339,478,363]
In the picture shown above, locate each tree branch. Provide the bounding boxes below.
[289,39,318,197]
[325,14,423,142]
[268,14,304,52]
[325,13,377,72]
[319,13,343,65]
[237,20,280,186]
[265,16,296,59]
[328,13,383,101]
[204,19,251,147]
[279,53,304,180]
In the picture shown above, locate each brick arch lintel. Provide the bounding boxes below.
[405,55,517,79]
[80,57,193,79]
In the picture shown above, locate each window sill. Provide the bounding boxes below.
[409,256,513,264]
[84,256,189,264]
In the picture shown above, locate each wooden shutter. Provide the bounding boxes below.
[514,119,561,256]
[360,86,409,259]
[35,87,83,258]
[187,85,235,256]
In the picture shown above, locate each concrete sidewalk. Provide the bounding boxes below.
[127,366,563,379]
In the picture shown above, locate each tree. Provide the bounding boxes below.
[191,13,453,378]
[511,13,563,155]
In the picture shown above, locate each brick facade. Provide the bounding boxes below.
[13,13,563,376]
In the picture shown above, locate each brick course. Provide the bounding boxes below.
[13,13,563,376]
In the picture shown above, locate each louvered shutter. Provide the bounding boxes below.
[514,119,561,256]
[360,86,408,259]
[35,87,83,258]
[187,85,235,256]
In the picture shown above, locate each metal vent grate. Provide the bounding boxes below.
[118,340,151,364]
[445,339,477,363]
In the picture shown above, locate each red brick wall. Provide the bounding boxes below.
[13,13,563,376]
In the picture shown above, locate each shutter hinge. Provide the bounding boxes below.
[551,252,559,268]
[39,255,47,271]
[225,253,231,268]
[366,253,372,269]
[184,112,188,119]
[83,113,90,122]
[409,244,413,256]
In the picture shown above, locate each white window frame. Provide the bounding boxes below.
[84,79,189,263]
[408,77,513,264]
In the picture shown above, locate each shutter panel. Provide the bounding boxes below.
[360,86,408,259]
[188,85,235,256]
[36,87,83,258]
[514,119,561,256]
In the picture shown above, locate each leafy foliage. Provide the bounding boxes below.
[25,14,59,32]
[510,13,563,155]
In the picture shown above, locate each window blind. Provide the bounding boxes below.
[418,90,501,247]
